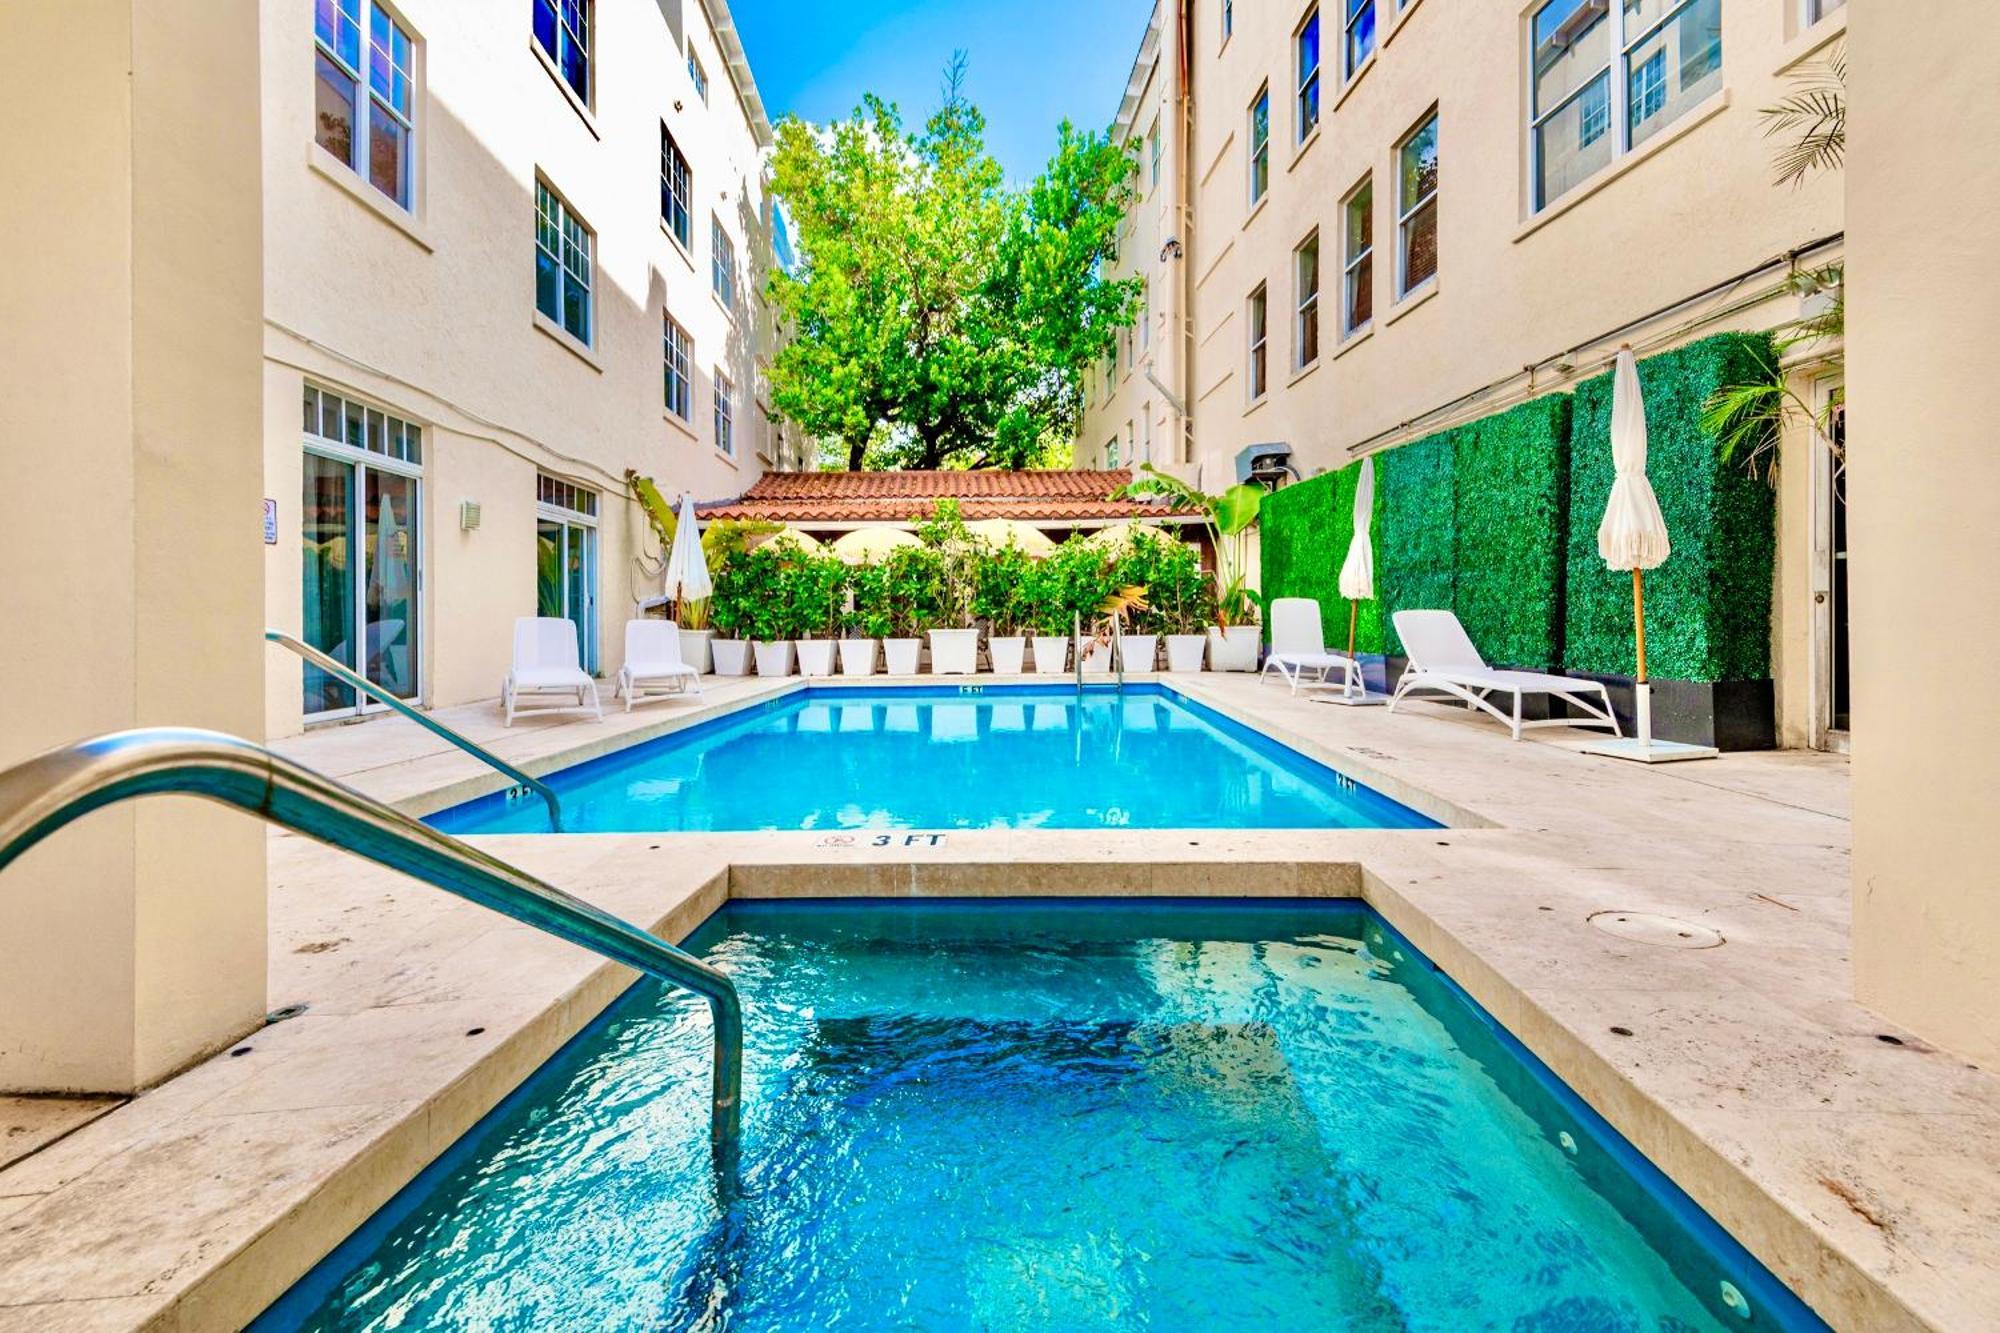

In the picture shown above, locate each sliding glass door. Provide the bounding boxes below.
[536,516,597,673]
[302,450,422,719]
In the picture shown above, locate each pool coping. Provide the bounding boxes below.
[0,674,1980,1332]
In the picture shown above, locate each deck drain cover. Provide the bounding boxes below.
[1587,911,1724,949]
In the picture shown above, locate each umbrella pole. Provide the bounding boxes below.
[1632,569,1652,748]
[1346,600,1360,698]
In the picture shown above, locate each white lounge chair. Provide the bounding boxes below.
[614,620,702,711]
[1260,597,1359,695]
[1388,609,1620,741]
[502,616,603,726]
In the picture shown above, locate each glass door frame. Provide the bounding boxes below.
[1809,374,1848,753]
[303,438,426,723]
[535,497,599,675]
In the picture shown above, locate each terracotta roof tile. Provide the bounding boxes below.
[697,469,1198,526]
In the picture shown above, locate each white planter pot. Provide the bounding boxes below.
[752,640,795,677]
[1164,634,1208,673]
[882,638,922,675]
[1208,624,1261,672]
[928,627,980,675]
[676,627,714,675]
[838,638,878,676]
[1031,635,1070,674]
[987,635,1027,674]
[712,639,751,676]
[1118,634,1159,672]
[1076,634,1114,675]
[795,639,837,678]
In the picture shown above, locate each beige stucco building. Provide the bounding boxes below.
[261,0,803,740]
[1084,0,1850,751]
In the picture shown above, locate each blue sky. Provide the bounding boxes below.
[729,0,1159,184]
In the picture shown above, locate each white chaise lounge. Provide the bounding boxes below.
[1261,597,1360,695]
[1388,609,1620,742]
[615,620,702,711]
[502,616,603,726]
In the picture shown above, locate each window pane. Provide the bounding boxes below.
[303,385,320,434]
[1298,11,1320,135]
[1345,0,1375,77]
[1625,0,1722,147]
[368,97,408,205]
[344,398,366,449]
[1399,116,1438,213]
[1346,252,1373,331]
[1344,182,1372,261]
[1531,0,1610,117]
[536,248,560,323]
[314,52,358,166]
[1402,198,1437,291]
[563,275,589,342]
[302,452,356,714]
[533,0,558,65]
[1534,72,1613,207]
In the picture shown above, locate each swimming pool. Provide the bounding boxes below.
[258,900,1826,1331]
[430,685,1436,834]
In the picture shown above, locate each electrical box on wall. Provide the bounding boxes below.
[459,500,482,532]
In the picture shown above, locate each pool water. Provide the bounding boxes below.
[259,901,1825,1332]
[429,686,1436,834]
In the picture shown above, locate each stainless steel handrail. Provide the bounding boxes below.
[1073,610,1083,695]
[0,727,741,1180]
[266,629,562,831]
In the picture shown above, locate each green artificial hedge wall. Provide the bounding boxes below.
[1564,332,1777,681]
[1257,331,1777,683]
[1258,462,1387,655]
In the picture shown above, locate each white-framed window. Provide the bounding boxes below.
[663,313,692,420]
[300,383,424,716]
[1139,278,1151,352]
[1294,231,1320,368]
[714,372,735,455]
[1344,0,1377,81]
[531,0,590,105]
[1341,176,1374,337]
[534,179,593,345]
[1247,283,1269,401]
[1805,0,1846,22]
[1149,119,1162,187]
[1102,350,1115,403]
[1297,7,1322,140]
[1395,112,1438,297]
[1106,435,1121,467]
[688,44,709,102]
[1529,0,1724,211]
[1248,85,1271,205]
[313,0,417,209]
[537,473,598,518]
[1140,407,1152,463]
[661,124,691,248]
[712,216,738,311]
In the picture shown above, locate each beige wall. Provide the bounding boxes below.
[1848,1,2000,1066]
[1083,0,1846,488]
[0,0,268,1092]
[260,0,791,737]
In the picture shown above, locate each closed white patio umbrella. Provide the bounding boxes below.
[662,493,713,607]
[1323,455,1382,706]
[1581,346,1716,762]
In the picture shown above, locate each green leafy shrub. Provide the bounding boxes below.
[783,553,848,639]
[1453,394,1571,669]
[974,543,1032,636]
[1564,333,1777,681]
[1375,433,1457,656]
[879,544,942,638]
[847,563,894,639]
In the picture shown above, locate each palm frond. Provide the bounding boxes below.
[1761,48,1845,187]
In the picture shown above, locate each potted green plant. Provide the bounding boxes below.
[918,501,981,675]
[976,542,1031,674]
[1022,556,1070,674]
[841,563,888,676]
[880,543,937,675]
[1063,543,1117,676]
[703,519,778,676]
[791,553,844,679]
[1150,539,1212,672]
[740,546,795,677]
[1110,532,1170,672]
[1115,466,1263,671]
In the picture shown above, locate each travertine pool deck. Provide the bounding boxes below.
[1,670,1994,1331]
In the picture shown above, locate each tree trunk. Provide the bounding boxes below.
[846,437,867,471]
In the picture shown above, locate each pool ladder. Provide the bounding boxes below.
[265,629,562,832]
[1072,611,1126,696]
[0,727,742,1183]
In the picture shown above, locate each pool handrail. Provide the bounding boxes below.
[266,628,562,832]
[0,726,742,1180]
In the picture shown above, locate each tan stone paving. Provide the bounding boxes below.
[0,671,1991,1330]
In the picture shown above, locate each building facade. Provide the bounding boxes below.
[261,0,805,738]
[1081,0,1849,750]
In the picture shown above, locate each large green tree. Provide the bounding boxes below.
[767,62,1141,471]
